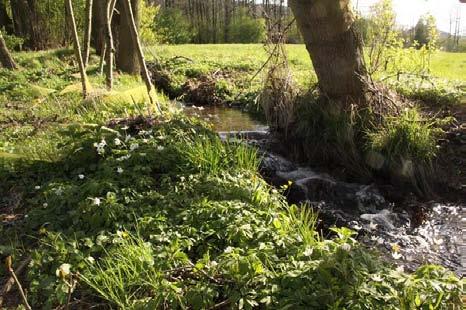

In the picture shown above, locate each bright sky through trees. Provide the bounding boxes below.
[356,0,466,34]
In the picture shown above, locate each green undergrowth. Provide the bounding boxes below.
[1,118,462,309]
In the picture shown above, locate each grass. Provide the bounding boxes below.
[429,51,466,81]
[0,48,463,309]
[147,44,466,83]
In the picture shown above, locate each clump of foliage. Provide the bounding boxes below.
[368,108,442,164]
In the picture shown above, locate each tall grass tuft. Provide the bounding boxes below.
[180,136,259,175]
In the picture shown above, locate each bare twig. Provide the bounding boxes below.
[1,256,32,310]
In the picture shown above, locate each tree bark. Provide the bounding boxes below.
[0,30,17,69]
[65,0,88,98]
[82,0,93,68]
[289,0,367,102]
[0,0,14,34]
[117,0,141,74]
[91,0,105,55]
[104,0,117,90]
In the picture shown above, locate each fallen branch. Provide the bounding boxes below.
[0,256,32,310]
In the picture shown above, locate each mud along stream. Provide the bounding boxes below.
[183,104,463,275]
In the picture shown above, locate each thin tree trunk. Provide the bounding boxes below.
[65,0,88,98]
[104,0,116,90]
[82,0,93,68]
[99,42,107,75]
[0,30,17,69]
[121,0,161,113]
[289,0,367,102]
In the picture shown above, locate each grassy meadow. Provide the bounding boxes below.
[148,44,466,82]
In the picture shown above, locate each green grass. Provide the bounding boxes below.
[430,51,466,81]
[148,44,466,82]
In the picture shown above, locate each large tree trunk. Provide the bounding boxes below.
[0,0,14,34]
[91,0,105,55]
[10,0,44,50]
[65,0,88,98]
[0,31,17,69]
[289,0,367,102]
[116,0,141,74]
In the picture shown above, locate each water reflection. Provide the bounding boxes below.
[183,105,268,132]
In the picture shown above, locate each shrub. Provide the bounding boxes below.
[368,108,442,164]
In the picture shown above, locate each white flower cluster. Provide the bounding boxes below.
[93,139,107,155]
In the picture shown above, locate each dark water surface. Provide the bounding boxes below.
[183,105,268,132]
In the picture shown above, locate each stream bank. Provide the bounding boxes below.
[185,106,463,275]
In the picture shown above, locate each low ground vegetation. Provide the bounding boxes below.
[0,49,463,309]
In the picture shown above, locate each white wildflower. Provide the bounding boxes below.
[224,246,234,254]
[368,222,378,230]
[391,252,402,260]
[35,185,41,190]
[91,197,101,206]
[78,174,85,180]
[43,203,48,207]
[396,265,405,273]
[303,247,313,257]
[114,138,122,146]
[157,146,165,151]
[117,154,131,161]
[130,143,139,151]
[340,243,351,252]
[372,274,383,282]
[55,263,71,278]
[121,125,129,130]
[117,167,124,174]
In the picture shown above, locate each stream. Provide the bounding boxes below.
[184,105,463,275]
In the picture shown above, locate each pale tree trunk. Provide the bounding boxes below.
[289,0,367,102]
[121,0,162,114]
[104,0,117,90]
[82,0,93,68]
[117,0,141,74]
[65,0,88,98]
[0,31,17,69]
